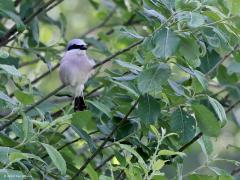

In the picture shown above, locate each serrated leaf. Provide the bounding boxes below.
[152,28,180,59]
[179,37,201,67]
[208,96,227,126]
[194,70,208,90]
[137,64,171,93]
[137,94,161,124]
[0,64,21,77]
[41,143,66,175]
[192,104,221,137]
[170,108,196,144]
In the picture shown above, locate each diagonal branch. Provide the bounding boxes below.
[170,45,240,159]
[71,98,139,179]
[0,40,143,131]
[0,0,64,47]
[0,84,65,131]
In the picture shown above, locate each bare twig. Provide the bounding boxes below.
[71,98,139,179]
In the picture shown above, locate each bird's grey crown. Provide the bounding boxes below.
[66,39,87,51]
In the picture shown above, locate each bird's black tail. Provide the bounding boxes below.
[74,96,87,111]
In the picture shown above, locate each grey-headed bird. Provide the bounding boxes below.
[59,39,95,111]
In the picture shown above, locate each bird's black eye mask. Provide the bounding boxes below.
[67,44,88,51]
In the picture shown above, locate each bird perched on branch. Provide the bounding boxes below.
[59,39,95,111]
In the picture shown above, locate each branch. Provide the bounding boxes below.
[0,0,64,47]
[93,39,143,69]
[0,84,65,131]
[2,37,142,131]
[172,45,240,156]
[206,45,239,76]
[71,98,139,179]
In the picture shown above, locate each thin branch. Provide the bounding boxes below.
[226,99,240,113]
[19,59,39,68]
[171,45,240,157]
[206,45,239,76]
[93,39,143,69]
[95,155,114,171]
[1,39,142,131]
[0,84,65,131]
[41,130,98,159]
[0,0,64,47]
[71,98,139,179]
[80,7,117,38]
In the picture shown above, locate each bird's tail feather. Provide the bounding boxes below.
[74,96,86,111]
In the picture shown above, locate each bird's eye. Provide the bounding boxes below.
[67,44,88,51]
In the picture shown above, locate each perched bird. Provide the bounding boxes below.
[59,39,95,111]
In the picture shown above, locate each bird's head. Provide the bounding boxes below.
[66,39,88,52]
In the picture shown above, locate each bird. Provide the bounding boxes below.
[59,39,95,111]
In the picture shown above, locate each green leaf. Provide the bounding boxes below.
[41,143,66,175]
[9,152,45,164]
[137,64,171,94]
[0,49,9,58]
[158,150,185,157]
[168,79,185,96]
[192,104,221,137]
[194,70,208,90]
[188,12,205,28]
[170,108,196,144]
[208,96,227,126]
[71,125,96,152]
[0,147,17,164]
[0,169,24,180]
[115,59,142,71]
[179,37,201,67]
[0,10,25,32]
[152,28,180,59]
[152,159,165,171]
[22,116,34,142]
[0,91,17,105]
[0,56,19,68]
[200,50,220,74]
[85,164,98,180]
[118,143,147,172]
[14,91,34,105]
[137,94,161,125]
[71,110,95,130]
[87,100,112,118]
[111,80,138,97]
[0,64,21,77]
[217,65,238,84]
[0,0,14,11]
